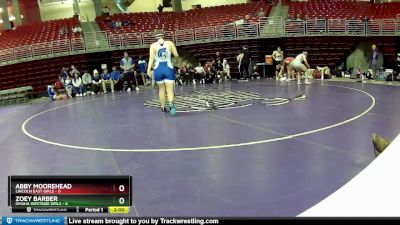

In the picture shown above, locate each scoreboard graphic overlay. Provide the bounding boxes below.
[8,176,132,213]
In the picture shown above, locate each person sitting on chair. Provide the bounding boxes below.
[55,76,64,92]
[195,62,206,84]
[111,66,123,91]
[64,74,73,98]
[101,68,114,94]
[82,71,92,95]
[72,73,85,96]
[91,69,102,95]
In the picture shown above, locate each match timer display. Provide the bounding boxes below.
[8,176,132,213]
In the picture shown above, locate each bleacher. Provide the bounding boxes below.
[0,86,33,103]
[288,0,400,19]
[0,18,81,50]
[284,36,360,67]
[96,1,271,34]
[0,1,399,94]
[284,36,397,68]
[0,54,89,92]
[181,39,261,79]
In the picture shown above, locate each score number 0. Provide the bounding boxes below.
[118,185,125,205]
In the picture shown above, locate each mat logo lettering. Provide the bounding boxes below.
[144,90,306,112]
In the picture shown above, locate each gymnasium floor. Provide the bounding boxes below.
[1,79,399,216]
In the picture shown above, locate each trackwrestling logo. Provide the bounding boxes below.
[144,90,307,112]
[1,217,64,225]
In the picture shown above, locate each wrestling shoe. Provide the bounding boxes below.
[169,102,176,116]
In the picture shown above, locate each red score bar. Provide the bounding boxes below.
[50,183,129,195]
[9,176,131,196]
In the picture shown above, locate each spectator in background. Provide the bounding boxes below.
[120,51,139,92]
[348,16,357,34]
[394,53,400,78]
[64,74,73,98]
[72,73,85,96]
[101,68,114,94]
[368,44,383,80]
[296,14,303,21]
[242,15,254,36]
[60,26,68,36]
[364,16,371,33]
[73,25,82,34]
[212,51,222,67]
[111,21,117,29]
[60,67,68,81]
[215,60,224,83]
[238,46,251,80]
[91,69,102,95]
[175,67,184,86]
[257,8,266,17]
[158,4,164,12]
[244,15,251,22]
[73,11,80,19]
[222,58,231,80]
[82,71,92,94]
[203,62,213,83]
[187,64,196,85]
[179,63,189,85]
[234,16,245,26]
[208,65,217,83]
[10,21,16,30]
[111,66,123,91]
[122,19,131,26]
[70,65,80,77]
[272,46,284,78]
[137,56,149,85]
[251,64,261,79]
[195,62,206,84]
[112,20,122,29]
[55,76,64,94]
[102,5,110,16]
